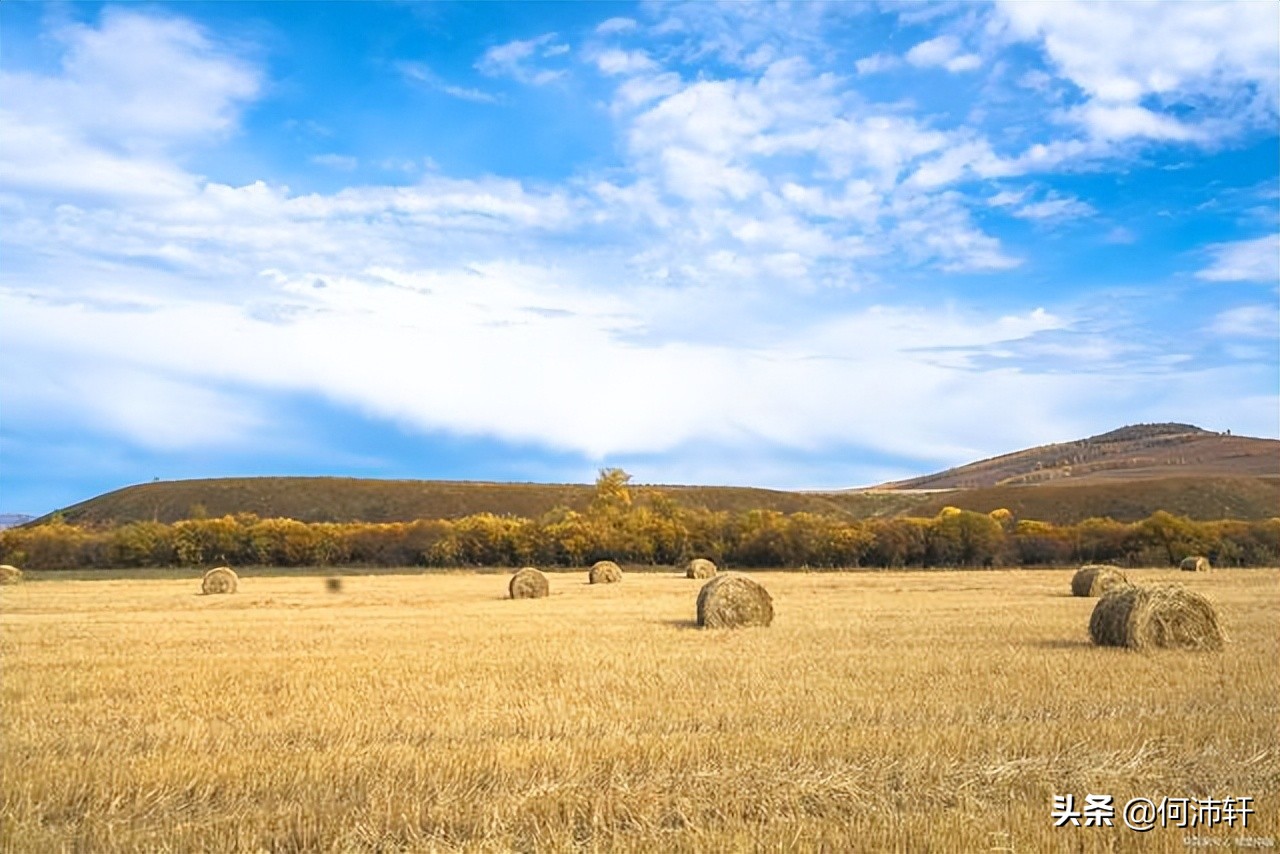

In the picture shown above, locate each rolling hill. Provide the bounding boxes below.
[28,423,1280,528]
[876,423,1278,489]
[39,477,898,528]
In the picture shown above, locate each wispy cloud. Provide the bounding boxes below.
[1011,194,1095,221]
[476,33,569,85]
[855,53,899,75]
[596,17,638,35]
[397,61,499,103]
[1196,235,1280,283]
[1209,304,1279,338]
[310,153,357,171]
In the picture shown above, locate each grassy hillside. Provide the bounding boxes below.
[881,423,1280,489]
[43,477,902,527]
[32,423,1280,529]
[867,475,1280,524]
[34,472,1280,529]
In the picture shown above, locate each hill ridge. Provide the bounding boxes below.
[26,423,1280,528]
[877,423,1277,491]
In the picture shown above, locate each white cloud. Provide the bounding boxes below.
[997,1,1279,140]
[891,192,1023,272]
[1011,195,1095,221]
[476,33,569,85]
[0,346,265,452]
[945,54,982,73]
[905,139,1015,188]
[855,53,899,75]
[0,9,259,152]
[612,71,684,111]
[591,48,659,76]
[1196,235,1280,283]
[0,277,1094,467]
[596,17,638,35]
[0,10,258,203]
[1064,103,1201,143]
[987,189,1026,207]
[1209,304,1278,338]
[905,35,981,73]
[0,110,199,201]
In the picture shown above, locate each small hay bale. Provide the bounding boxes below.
[509,566,549,599]
[696,573,773,629]
[1071,564,1130,597]
[589,560,622,584]
[201,566,238,595]
[325,576,343,593]
[1180,555,1210,572]
[1089,584,1224,651]
[0,564,23,585]
[686,557,717,579]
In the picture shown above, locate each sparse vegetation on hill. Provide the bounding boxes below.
[38,476,875,527]
[24,425,1279,532]
[878,422,1279,489]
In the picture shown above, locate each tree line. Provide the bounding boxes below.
[4,471,1277,571]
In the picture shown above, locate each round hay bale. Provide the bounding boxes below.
[1089,584,1224,651]
[1180,555,1210,572]
[0,564,23,585]
[1071,564,1129,597]
[696,573,773,629]
[325,576,343,593]
[686,557,717,579]
[589,560,622,584]
[509,566,549,599]
[201,566,238,595]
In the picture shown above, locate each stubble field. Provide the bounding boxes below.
[2,568,1277,852]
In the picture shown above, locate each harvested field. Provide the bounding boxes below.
[2,568,1276,851]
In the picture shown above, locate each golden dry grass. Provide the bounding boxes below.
[2,568,1277,852]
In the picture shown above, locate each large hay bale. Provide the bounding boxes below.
[201,566,238,595]
[325,576,343,593]
[1089,584,1224,651]
[0,564,23,585]
[509,567,549,599]
[1180,555,1210,572]
[1071,564,1129,597]
[686,557,717,579]
[589,560,622,584]
[696,573,773,629]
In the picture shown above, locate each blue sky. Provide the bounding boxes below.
[1,1,1277,515]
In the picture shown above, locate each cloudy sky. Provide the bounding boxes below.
[2,2,1278,515]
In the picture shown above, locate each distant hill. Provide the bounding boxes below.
[30,424,1280,529]
[877,423,1280,490]
[0,514,35,530]
[39,477,891,528]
